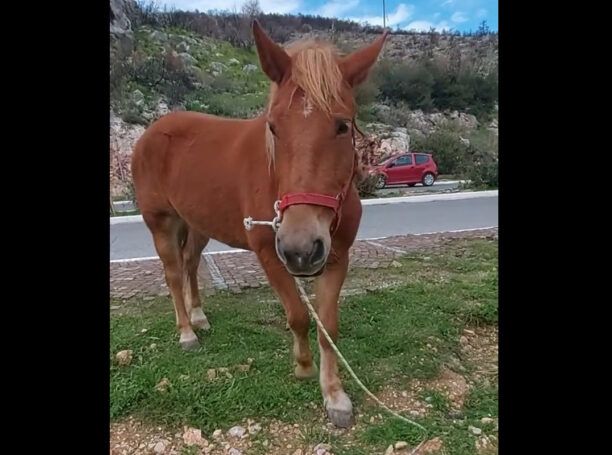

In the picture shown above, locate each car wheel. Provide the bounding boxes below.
[375,174,386,189]
[422,172,435,187]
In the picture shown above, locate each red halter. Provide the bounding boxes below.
[276,123,361,235]
[278,193,341,213]
[276,173,354,235]
[242,120,363,235]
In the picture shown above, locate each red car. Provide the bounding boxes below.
[369,152,439,189]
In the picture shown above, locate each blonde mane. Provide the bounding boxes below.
[287,39,347,115]
[265,39,351,169]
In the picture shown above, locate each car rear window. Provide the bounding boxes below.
[415,154,429,165]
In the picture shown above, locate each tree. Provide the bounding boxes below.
[241,0,262,19]
[477,20,490,36]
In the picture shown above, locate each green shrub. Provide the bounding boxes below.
[411,125,498,188]
[463,155,498,189]
[356,173,380,198]
[411,129,469,175]
[354,77,379,106]
[462,128,498,188]
[365,102,414,128]
[372,57,498,121]
[376,60,434,111]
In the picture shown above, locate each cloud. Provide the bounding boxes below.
[349,3,414,27]
[441,0,454,6]
[451,11,469,23]
[404,20,451,32]
[159,0,301,14]
[476,8,488,18]
[316,0,360,17]
[435,20,451,31]
[259,0,301,14]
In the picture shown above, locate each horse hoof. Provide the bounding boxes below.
[191,309,211,331]
[294,363,318,379]
[192,316,211,331]
[180,333,200,351]
[326,407,354,428]
[325,392,354,428]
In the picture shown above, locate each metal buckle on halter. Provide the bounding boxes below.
[243,200,282,232]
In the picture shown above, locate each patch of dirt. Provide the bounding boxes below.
[110,417,182,454]
[367,385,431,418]
[253,418,343,454]
[382,436,444,454]
[460,326,498,383]
[427,367,470,409]
[414,437,444,454]
[110,416,355,455]
[475,434,498,454]
[365,326,497,421]
[368,366,469,418]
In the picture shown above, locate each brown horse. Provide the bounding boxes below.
[131,21,388,427]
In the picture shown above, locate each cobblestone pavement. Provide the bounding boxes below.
[110,228,498,300]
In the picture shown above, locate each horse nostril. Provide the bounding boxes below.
[278,238,326,272]
[284,250,308,268]
[310,238,325,264]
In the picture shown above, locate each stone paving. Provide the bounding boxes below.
[110,228,498,300]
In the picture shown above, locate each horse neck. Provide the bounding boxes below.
[238,114,280,199]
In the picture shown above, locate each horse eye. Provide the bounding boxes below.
[336,120,349,135]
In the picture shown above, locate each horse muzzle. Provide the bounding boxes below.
[276,234,328,276]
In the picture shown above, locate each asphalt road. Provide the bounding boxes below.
[110,194,498,261]
[111,180,462,212]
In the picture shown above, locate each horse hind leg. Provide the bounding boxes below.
[182,229,211,330]
[144,212,199,350]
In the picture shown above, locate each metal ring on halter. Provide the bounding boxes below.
[271,199,282,232]
[242,200,283,232]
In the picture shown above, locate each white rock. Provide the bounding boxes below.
[469,425,482,435]
[227,425,247,438]
[115,350,133,366]
[394,441,408,450]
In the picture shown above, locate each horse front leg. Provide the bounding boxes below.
[314,250,353,428]
[256,247,317,379]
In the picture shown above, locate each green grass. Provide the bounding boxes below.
[358,379,497,453]
[119,25,269,120]
[111,238,498,453]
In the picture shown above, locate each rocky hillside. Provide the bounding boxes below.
[110,1,497,70]
[109,0,498,199]
[292,30,497,77]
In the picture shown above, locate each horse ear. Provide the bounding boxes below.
[252,20,291,84]
[339,30,389,87]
